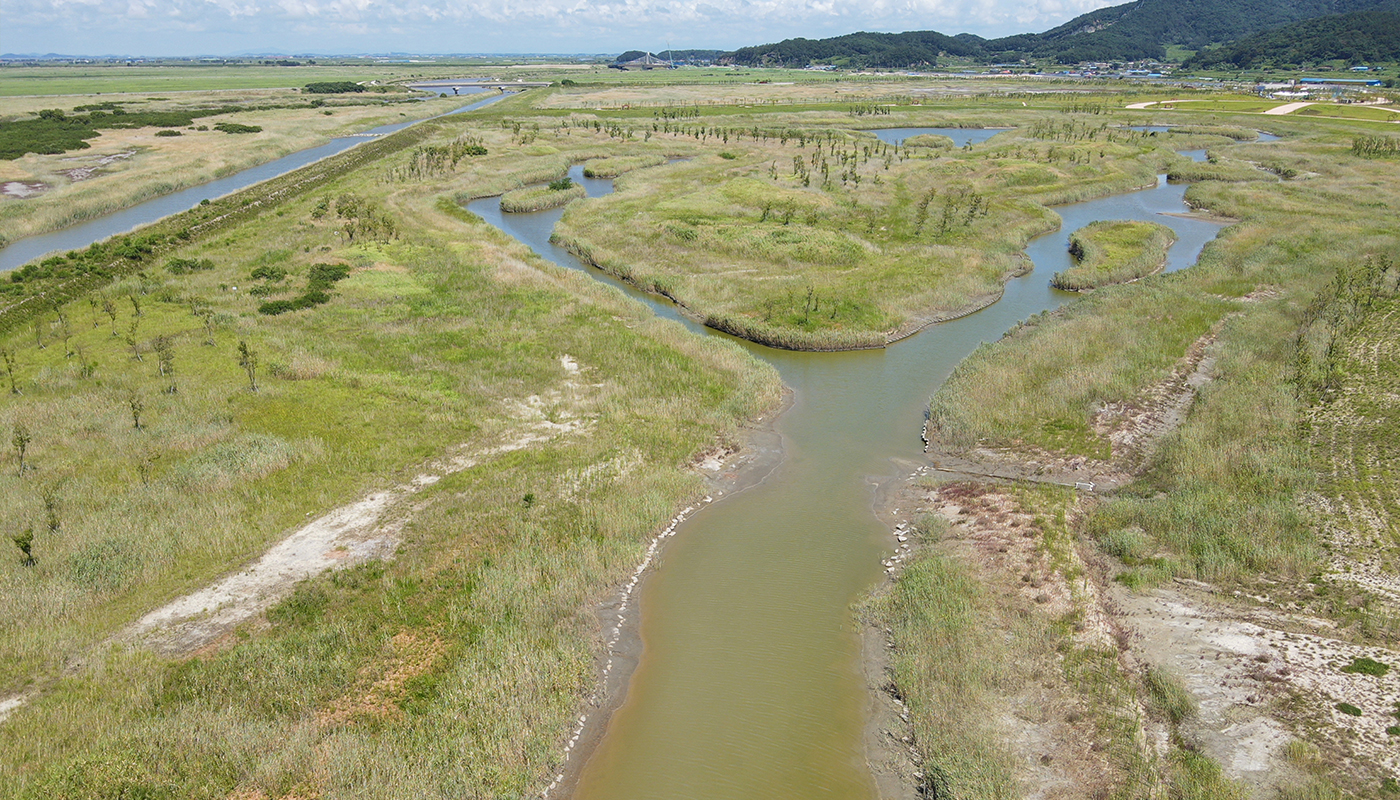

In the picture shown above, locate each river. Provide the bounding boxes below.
[468,134,1226,800]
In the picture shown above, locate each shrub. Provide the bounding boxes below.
[165,257,215,275]
[1336,702,1363,717]
[213,122,262,135]
[154,130,182,137]
[1341,657,1390,676]
[304,81,366,94]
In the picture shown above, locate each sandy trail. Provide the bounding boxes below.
[1264,102,1315,115]
[0,356,593,724]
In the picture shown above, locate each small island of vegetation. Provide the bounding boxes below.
[1051,220,1176,291]
[499,176,586,212]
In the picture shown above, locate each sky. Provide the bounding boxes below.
[0,0,1121,57]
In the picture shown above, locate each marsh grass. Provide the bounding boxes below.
[581,153,667,177]
[0,111,782,797]
[1052,220,1176,291]
[866,544,1020,799]
[930,128,1398,587]
[552,122,1174,349]
[499,182,585,212]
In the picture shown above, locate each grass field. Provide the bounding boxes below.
[0,102,780,797]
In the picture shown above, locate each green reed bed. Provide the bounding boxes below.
[1052,220,1176,291]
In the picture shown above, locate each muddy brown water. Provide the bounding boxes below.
[0,117,1227,795]
[468,133,1225,800]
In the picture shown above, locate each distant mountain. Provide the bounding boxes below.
[724,31,984,69]
[1185,5,1400,68]
[718,0,1400,66]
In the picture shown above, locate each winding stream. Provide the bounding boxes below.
[470,135,1226,800]
[2,113,1231,796]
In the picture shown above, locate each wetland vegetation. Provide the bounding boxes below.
[2,66,1399,800]
[1052,219,1176,290]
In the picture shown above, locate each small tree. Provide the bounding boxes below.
[154,335,174,377]
[128,392,144,430]
[128,294,143,318]
[32,318,45,350]
[1,349,18,394]
[57,308,72,356]
[75,343,96,379]
[12,526,35,567]
[237,341,258,392]
[126,319,143,362]
[41,484,61,535]
[102,295,119,336]
[12,423,31,476]
[198,309,217,346]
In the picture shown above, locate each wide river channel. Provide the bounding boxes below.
[469,131,1229,800]
[2,119,1235,799]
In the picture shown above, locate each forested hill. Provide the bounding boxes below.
[723,31,984,69]
[717,0,1398,66]
[1184,6,1400,68]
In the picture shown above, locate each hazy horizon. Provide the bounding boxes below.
[0,0,1120,60]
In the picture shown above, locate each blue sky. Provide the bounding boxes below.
[0,0,1119,57]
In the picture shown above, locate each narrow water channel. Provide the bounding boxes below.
[0,90,506,273]
[469,137,1226,800]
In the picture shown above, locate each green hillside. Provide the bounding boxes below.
[1185,6,1400,68]
[716,0,1397,66]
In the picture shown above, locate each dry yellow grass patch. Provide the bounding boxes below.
[317,632,448,726]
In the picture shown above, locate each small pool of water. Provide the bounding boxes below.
[870,127,1007,147]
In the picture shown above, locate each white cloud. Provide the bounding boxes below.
[0,0,1120,55]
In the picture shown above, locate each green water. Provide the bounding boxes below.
[469,146,1223,800]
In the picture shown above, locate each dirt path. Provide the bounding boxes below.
[0,356,595,725]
